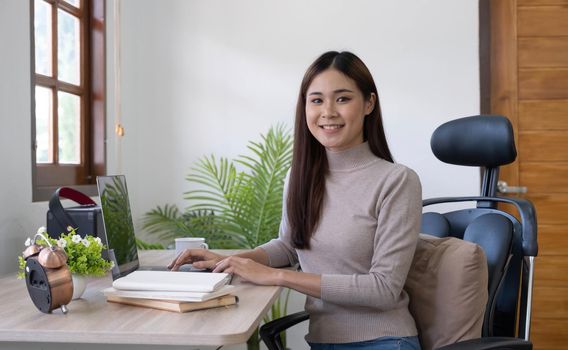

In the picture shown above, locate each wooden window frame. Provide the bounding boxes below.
[31,0,106,201]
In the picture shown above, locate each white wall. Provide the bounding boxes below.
[117,0,480,236]
[0,0,47,276]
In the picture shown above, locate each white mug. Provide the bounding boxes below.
[174,237,208,256]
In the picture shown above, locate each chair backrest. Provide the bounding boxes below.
[421,115,538,340]
[421,210,513,337]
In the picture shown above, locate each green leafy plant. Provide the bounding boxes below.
[17,227,113,279]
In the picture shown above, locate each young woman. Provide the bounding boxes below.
[169,51,422,350]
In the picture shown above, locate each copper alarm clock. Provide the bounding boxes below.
[23,233,73,314]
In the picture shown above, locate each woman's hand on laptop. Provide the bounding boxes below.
[212,256,280,286]
[213,256,323,297]
[168,249,225,271]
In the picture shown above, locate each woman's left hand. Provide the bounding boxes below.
[213,256,280,286]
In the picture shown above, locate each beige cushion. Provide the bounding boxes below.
[405,234,488,350]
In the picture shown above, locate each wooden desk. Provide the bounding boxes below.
[0,250,281,347]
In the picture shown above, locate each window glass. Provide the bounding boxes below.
[58,91,81,164]
[63,0,80,8]
[35,86,54,164]
[34,0,52,76]
[58,9,80,85]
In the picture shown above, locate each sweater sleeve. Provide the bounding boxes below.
[320,166,422,310]
[258,172,299,268]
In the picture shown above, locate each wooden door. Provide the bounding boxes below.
[485,1,568,349]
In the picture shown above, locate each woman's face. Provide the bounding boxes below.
[305,69,375,152]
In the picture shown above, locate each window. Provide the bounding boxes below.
[31,0,105,201]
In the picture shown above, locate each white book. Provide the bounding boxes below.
[112,270,231,293]
[102,285,235,302]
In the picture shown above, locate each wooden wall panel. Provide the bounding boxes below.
[520,162,568,193]
[537,225,568,256]
[532,287,568,318]
[519,131,568,161]
[518,6,568,36]
[519,69,568,100]
[490,0,519,185]
[518,0,568,5]
[531,194,568,225]
[531,318,568,349]
[490,2,568,348]
[519,100,568,130]
[534,256,568,287]
[519,38,568,67]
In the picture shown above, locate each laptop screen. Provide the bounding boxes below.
[97,175,140,279]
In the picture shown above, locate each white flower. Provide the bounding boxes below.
[36,226,47,236]
[57,238,67,248]
[94,237,102,246]
[67,226,74,232]
[81,239,90,247]
[24,237,32,247]
[71,235,82,243]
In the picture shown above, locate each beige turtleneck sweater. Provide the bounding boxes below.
[260,142,422,343]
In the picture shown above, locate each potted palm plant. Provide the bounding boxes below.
[143,124,293,349]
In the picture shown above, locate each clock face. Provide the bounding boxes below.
[25,258,53,313]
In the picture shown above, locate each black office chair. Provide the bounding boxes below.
[259,115,537,350]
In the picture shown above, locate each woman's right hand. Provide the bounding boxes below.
[167,249,225,271]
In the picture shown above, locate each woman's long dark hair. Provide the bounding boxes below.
[287,51,393,249]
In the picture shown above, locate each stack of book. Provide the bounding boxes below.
[102,270,237,313]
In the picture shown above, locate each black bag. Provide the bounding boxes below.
[46,187,105,239]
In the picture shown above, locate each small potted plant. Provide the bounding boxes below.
[18,226,113,299]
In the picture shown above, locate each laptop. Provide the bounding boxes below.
[96,175,201,280]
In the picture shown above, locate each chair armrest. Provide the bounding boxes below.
[437,337,532,350]
[259,311,309,350]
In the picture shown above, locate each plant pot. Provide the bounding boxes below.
[71,274,88,299]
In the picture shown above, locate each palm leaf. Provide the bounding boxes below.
[235,125,293,246]
[142,204,191,240]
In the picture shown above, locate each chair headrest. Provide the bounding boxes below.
[431,115,517,167]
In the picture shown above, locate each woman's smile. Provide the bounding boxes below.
[319,124,345,130]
